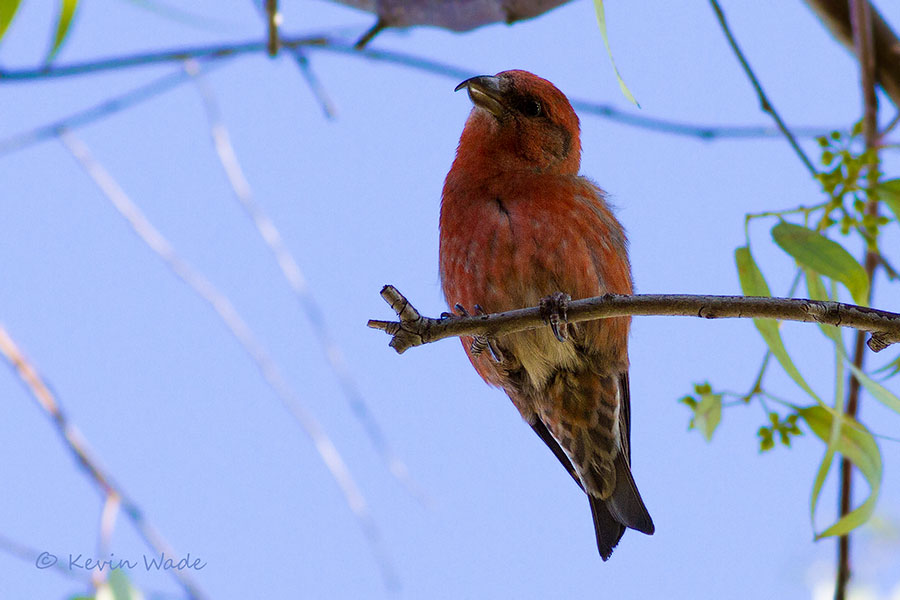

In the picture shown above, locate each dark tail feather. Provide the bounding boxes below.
[608,452,655,534]
[590,453,654,560]
[589,496,624,561]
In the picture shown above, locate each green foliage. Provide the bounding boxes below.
[591,0,639,106]
[814,127,888,238]
[876,179,900,224]
[0,0,21,43]
[48,0,79,61]
[0,0,78,60]
[800,405,881,538]
[757,411,802,451]
[772,222,868,305]
[680,123,898,540]
[735,246,821,400]
[680,382,722,441]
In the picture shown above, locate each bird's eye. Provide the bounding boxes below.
[523,99,542,117]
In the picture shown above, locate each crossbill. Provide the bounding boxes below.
[439,70,654,560]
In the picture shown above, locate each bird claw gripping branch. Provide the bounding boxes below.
[540,292,571,343]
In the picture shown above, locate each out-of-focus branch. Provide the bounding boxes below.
[804,0,900,110]
[710,0,818,175]
[367,285,900,355]
[186,60,426,505]
[837,2,881,598]
[0,59,228,156]
[0,326,208,600]
[265,0,280,56]
[57,130,399,590]
[0,35,831,141]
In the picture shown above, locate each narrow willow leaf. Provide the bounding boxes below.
[798,406,881,538]
[591,0,639,106]
[845,360,900,415]
[772,222,869,306]
[47,0,78,62]
[0,0,21,42]
[735,247,821,401]
[877,179,900,223]
[810,318,845,537]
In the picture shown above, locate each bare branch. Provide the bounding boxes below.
[0,35,831,142]
[837,2,881,597]
[187,61,426,504]
[0,326,209,600]
[266,0,280,56]
[287,48,338,119]
[58,130,399,590]
[709,0,818,175]
[367,285,900,354]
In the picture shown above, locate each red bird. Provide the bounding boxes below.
[439,70,654,560]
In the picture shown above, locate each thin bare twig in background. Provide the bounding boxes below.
[287,48,337,119]
[93,493,121,590]
[837,2,881,598]
[265,0,280,56]
[57,130,399,590]
[0,532,90,584]
[186,59,426,505]
[0,326,208,600]
[0,62,224,156]
[709,0,819,175]
[0,35,831,141]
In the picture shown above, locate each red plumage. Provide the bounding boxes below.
[439,70,654,560]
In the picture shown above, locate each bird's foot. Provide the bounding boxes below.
[540,292,571,343]
[451,303,505,363]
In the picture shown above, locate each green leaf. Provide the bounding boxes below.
[734,246,771,296]
[678,395,697,409]
[108,569,137,600]
[591,0,639,106]
[845,360,900,415]
[47,0,78,62]
[758,426,775,451]
[873,353,900,378]
[771,222,869,306]
[0,0,21,42]
[876,179,900,224]
[735,247,821,401]
[693,391,722,442]
[798,405,882,538]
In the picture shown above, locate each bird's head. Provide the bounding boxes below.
[454,70,581,175]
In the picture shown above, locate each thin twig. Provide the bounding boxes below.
[368,286,900,355]
[0,35,830,141]
[837,2,880,598]
[287,48,337,119]
[186,60,426,505]
[0,531,90,584]
[0,60,226,156]
[0,326,209,600]
[57,130,399,590]
[709,0,819,175]
[265,0,280,56]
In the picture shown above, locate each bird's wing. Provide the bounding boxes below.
[619,372,632,463]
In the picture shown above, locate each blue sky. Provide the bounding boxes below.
[1,1,899,599]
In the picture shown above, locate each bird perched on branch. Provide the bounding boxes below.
[439,69,654,560]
